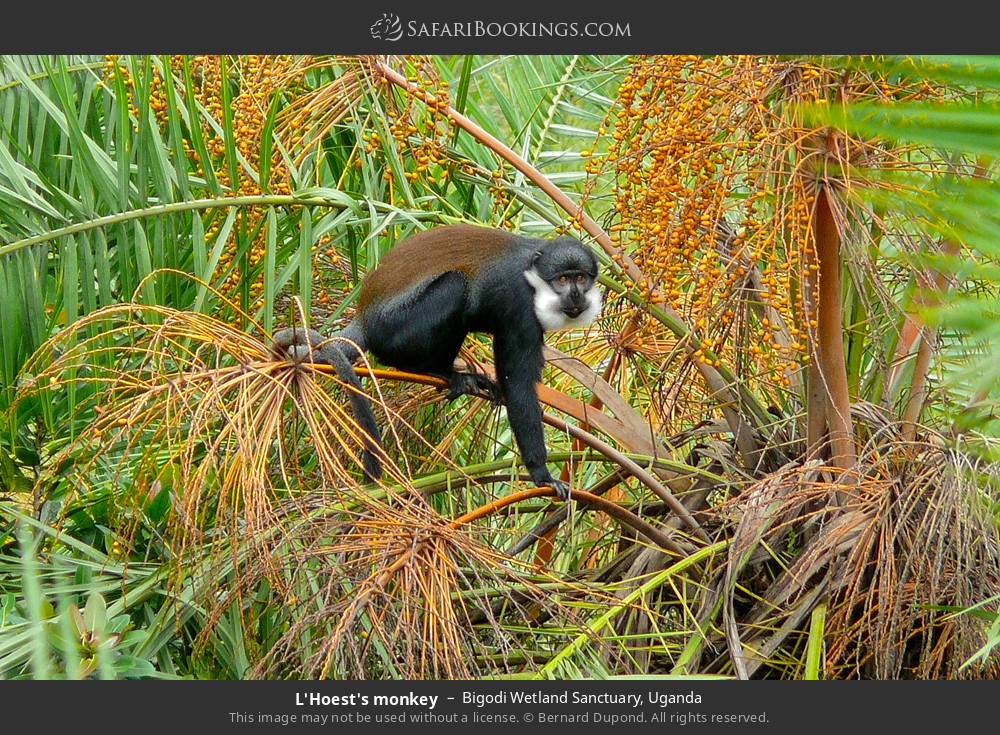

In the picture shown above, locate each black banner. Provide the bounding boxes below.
[2,680,996,732]
[0,2,998,54]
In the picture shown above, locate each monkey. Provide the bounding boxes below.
[273,224,602,499]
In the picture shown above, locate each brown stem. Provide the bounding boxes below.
[451,487,690,557]
[812,186,856,470]
[900,326,935,442]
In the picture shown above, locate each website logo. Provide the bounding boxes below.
[370,13,403,41]
[368,16,631,42]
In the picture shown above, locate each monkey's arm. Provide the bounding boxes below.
[494,330,571,500]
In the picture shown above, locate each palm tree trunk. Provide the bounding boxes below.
[812,186,856,470]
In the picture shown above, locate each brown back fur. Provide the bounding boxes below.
[358,224,521,311]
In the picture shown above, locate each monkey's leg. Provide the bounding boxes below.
[272,324,381,482]
[272,321,366,363]
[443,371,501,403]
[272,326,324,357]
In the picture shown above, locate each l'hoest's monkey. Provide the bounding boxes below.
[274,224,602,498]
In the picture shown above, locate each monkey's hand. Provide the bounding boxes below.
[548,479,572,502]
[445,372,501,404]
[530,469,571,502]
[272,327,327,362]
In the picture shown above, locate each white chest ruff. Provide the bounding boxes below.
[523,269,602,332]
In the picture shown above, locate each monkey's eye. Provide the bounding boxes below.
[556,275,570,288]
[575,274,588,286]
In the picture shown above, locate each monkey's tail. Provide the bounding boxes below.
[318,342,384,483]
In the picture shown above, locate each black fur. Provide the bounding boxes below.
[532,236,599,280]
[274,230,598,499]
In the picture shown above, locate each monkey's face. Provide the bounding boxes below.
[524,238,602,331]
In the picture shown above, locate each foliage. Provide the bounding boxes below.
[1,54,998,680]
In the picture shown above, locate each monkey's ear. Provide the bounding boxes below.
[531,249,542,267]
